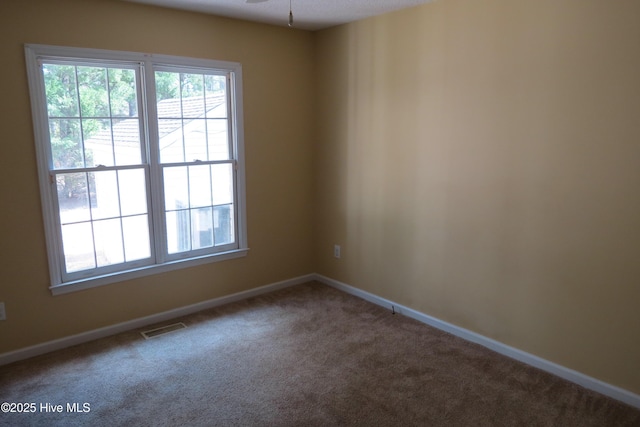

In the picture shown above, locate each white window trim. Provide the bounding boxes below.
[25,44,248,296]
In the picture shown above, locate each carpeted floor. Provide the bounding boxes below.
[1,281,639,426]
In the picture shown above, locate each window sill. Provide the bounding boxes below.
[49,248,249,296]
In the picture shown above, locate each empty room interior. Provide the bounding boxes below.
[1,0,639,423]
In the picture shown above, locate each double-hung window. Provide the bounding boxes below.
[25,45,247,295]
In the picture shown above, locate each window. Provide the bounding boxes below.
[25,45,247,295]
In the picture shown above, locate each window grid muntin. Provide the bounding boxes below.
[43,60,144,170]
[52,165,155,281]
[154,69,231,164]
[161,159,238,259]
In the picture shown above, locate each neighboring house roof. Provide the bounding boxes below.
[86,94,226,149]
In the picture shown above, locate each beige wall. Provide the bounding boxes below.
[0,0,315,352]
[315,0,640,394]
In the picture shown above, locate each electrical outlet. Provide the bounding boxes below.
[0,302,5,321]
[334,244,341,259]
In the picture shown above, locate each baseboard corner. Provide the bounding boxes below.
[313,273,640,410]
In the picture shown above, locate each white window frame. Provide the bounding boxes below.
[25,44,248,295]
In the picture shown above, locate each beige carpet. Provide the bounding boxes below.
[1,281,639,426]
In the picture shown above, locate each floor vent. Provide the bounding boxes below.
[141,322,187,339]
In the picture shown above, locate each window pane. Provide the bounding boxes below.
[205,75,227,119]
[61,222,95,273]
[158,119,184,163]
[207,119,229,160]
[163,166,188,210]
[77,66,109,118]
[57,172,90,224]
[189,165,212,208]
[43,64,79,118]
[83,118,112,167]
[156,72,180,118]
[181,73,205,118]
[184,119,208,161]
[205,102,227,119]
[108,68,138,117]
[49,119,83,169]
[214,204,234,246]
[212,163,234,205]
[118,169,147,216]
[113,118,142,165]
[166,209,190,254]
[191,207,213,250]
[90,171,120,220]
[122,215,151,261]
[94,218,125,267]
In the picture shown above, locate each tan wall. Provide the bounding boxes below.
[0,0,315,352]
[315,0,640,394]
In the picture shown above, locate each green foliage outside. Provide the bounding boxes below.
[44,64,139,202]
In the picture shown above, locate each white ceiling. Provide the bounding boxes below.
[121,0,434,31]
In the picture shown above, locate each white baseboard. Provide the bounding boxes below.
[3,272,638,410]
[313,274,640,410]
[0,274,315,367]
